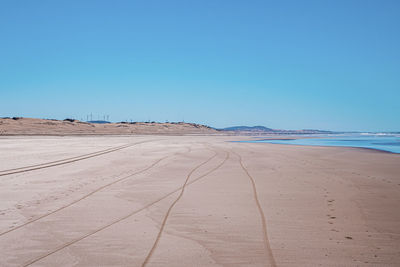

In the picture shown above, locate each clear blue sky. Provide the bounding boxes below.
[1,0,399,131]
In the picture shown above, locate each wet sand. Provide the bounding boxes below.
[0,135,399,266]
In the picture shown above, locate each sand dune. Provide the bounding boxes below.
[0,135,399,266]
[0,117,218,135]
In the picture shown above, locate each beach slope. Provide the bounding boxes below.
[0,136,399,266]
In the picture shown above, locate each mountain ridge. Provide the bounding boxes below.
[220,125,335,134]
[221,125,274,132]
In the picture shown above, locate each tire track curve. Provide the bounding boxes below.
[141,149,229,267]
[0,153,171,237]
[233,151,277,267]
[0,144,132,174]
[22,149,229,267]
[0,140,154,177]
[0,144,128,173]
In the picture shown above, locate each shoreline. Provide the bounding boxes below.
[237,137,400,154]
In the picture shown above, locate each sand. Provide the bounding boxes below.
[0,135,399,266]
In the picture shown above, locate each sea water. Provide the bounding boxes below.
[245,134,400,154]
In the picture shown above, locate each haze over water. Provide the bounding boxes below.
[249,134,400,154]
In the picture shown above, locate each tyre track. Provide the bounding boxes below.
[0,140,154,177]
[0,144,132,174]
[141,149,229,267]
[233,151,277,267]
[0,153,171,237]
[22,148,229,267]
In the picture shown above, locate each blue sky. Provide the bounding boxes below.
[0,0,399,131]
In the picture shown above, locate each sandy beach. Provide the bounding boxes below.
[0,135,399,266]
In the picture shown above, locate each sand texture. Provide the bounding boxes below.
[0,135,399,266]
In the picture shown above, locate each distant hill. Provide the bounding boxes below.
[221,126,274,132]
[220,125,335,135]
[0,118,337,136]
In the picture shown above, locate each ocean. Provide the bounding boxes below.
[244,134,400,154]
